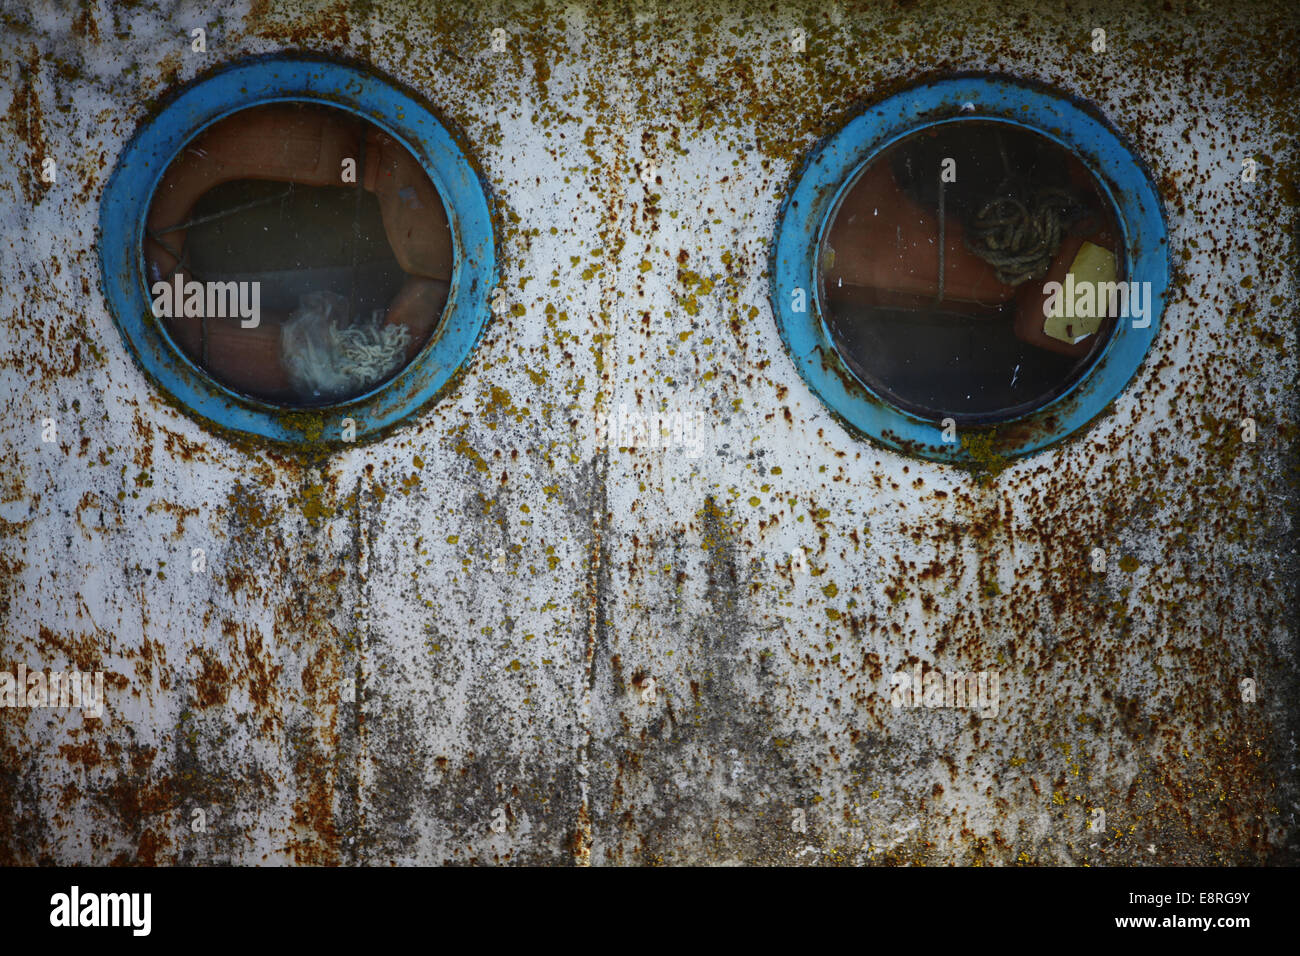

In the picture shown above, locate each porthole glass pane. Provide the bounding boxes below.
[143,102,453,407]
[820,121,1124,424]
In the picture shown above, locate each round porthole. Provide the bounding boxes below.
[771,76,1168,463]
[100,55,495,444]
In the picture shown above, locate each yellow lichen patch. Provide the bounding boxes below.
[960,431,1011,482]
[453,436,490,473]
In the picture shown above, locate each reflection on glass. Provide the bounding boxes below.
[820,121,1123,423]
[144,103,453,406]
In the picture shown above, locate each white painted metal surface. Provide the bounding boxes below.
[1,0,1295,864]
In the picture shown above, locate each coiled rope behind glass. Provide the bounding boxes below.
[963,133,1085,288]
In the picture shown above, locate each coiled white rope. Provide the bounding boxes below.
[333,320,412,389]
[282,291,412,401]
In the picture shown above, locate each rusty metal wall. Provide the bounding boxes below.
[1,0,1297,865]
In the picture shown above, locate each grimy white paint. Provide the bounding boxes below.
[0,0,1295,865]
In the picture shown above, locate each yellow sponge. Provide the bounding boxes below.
[1044,242,1117,344]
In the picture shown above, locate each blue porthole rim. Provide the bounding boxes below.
[98,51,498,447]
[769,73,1170,464]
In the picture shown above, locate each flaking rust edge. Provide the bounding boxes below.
[0,0,1296,865]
